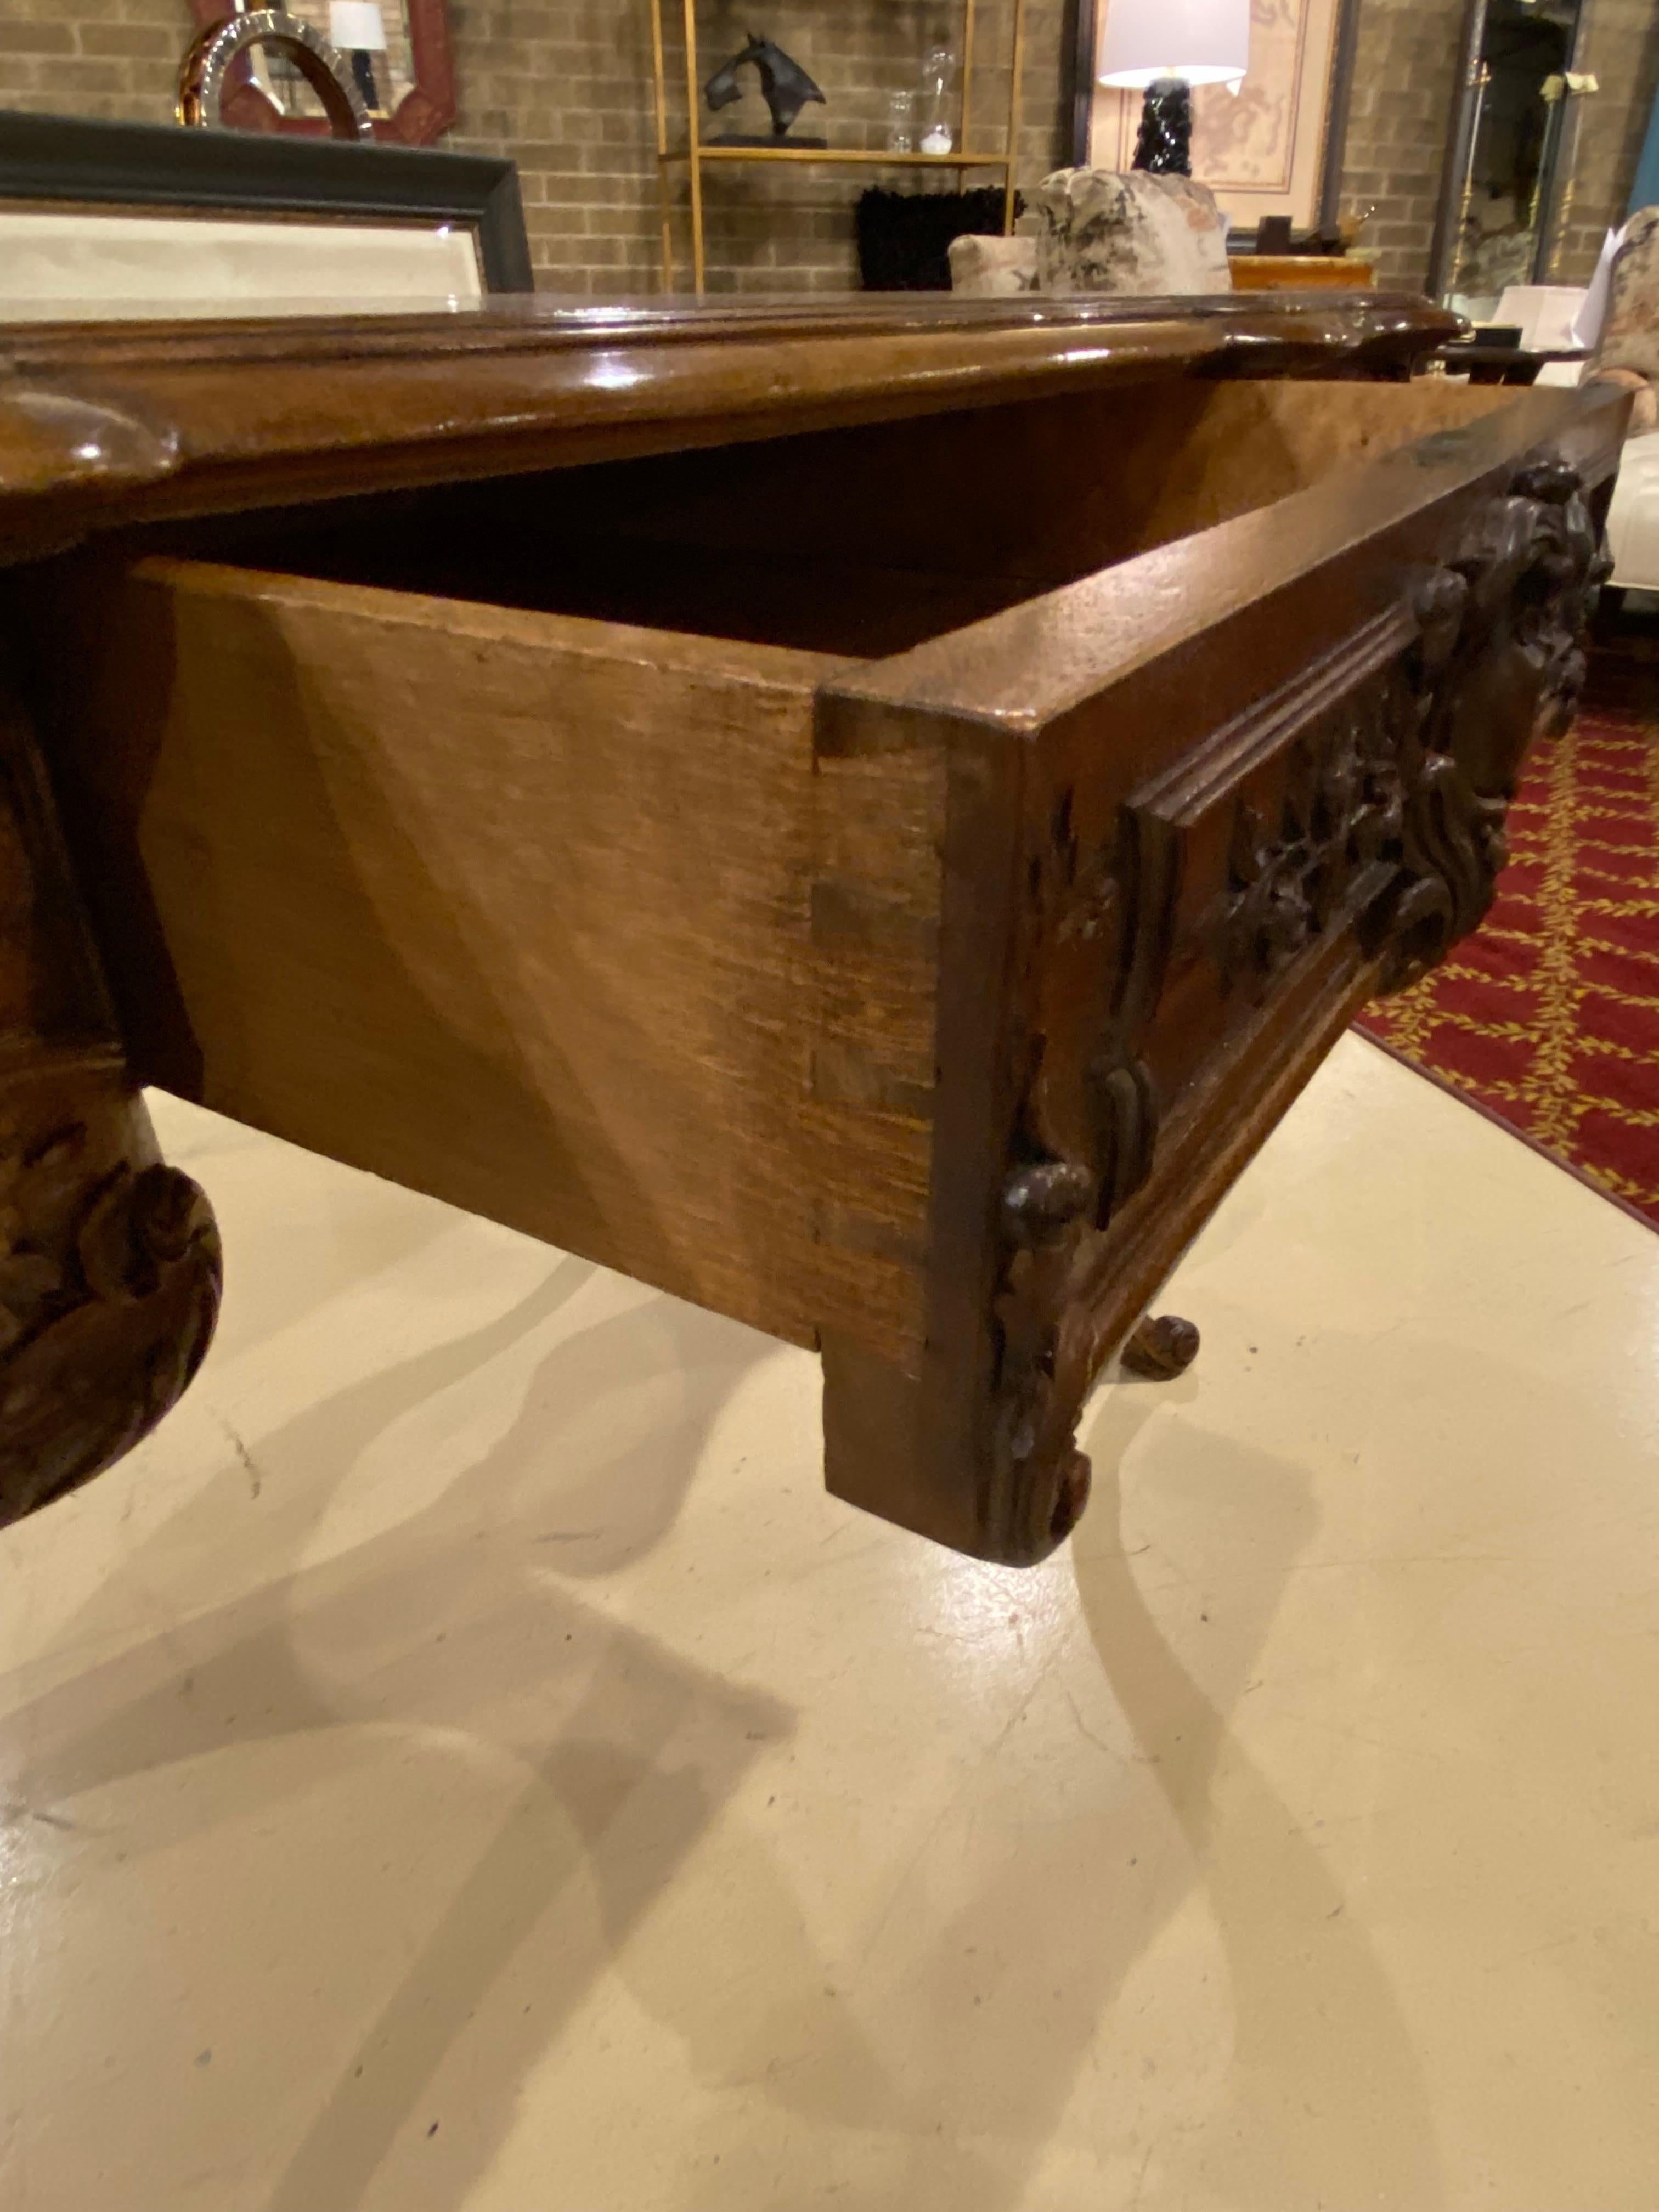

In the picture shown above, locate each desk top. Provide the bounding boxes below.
[0,290,1457,560]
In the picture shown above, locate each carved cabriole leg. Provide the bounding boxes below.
[1121,1313,1200,1380]
[0,679,220,1527]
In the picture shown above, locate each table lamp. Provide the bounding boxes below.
[329,0,389,115]
[1097,0,1250,176]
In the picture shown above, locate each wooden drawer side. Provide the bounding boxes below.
[31,555,940,1362]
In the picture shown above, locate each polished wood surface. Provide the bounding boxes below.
[1231,256,1376,291]
[0,291,1623,1564]
[0,292,1454,559]
[37,556,927,1358]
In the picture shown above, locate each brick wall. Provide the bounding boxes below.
[1335,0,1466,290]
[447,0,656,290]
[448,0,1073,293]
[3,0,1656,297]
[0,3,183,123]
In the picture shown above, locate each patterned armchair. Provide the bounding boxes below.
[1589,206,1659,437]
[1595,208,1659,594]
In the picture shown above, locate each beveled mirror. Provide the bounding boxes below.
[188,0,456,144]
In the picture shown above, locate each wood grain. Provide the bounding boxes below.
[36,555,934,1360]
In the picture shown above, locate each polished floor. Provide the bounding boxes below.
[4,1035,1658,2211]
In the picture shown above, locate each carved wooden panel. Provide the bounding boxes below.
[817,380,1624,1566]
[979,458,1610,1562]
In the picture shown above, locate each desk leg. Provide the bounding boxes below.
[1121,1313,1201,1380]
[0,686,221,1528]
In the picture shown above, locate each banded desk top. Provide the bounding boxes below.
[0,291,1458,557]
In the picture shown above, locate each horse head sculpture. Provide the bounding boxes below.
[705,32,826,139]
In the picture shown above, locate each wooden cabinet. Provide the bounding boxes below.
[0,294,1626,1560]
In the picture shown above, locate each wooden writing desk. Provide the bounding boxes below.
[0,293,1624,1561]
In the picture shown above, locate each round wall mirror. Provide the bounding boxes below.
[188,0,455,144]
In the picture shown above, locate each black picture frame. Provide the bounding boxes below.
[0,108,532,293]
[1316,0,1364,234]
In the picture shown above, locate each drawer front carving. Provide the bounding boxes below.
[985,457,1608,1562]
[820,385,1626,1566]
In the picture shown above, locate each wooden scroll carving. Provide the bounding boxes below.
[985,457,1605,1560]
[1380,456,1605,988]
[0,687,220,1527]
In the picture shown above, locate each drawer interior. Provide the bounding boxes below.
[147,378,1520,661]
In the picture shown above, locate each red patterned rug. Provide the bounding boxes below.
[1357,706,1659,1230]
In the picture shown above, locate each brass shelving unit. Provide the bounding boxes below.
[647,0,1028,294]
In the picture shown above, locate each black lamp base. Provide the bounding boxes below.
[1132,76,1193,176]
[347,48,381,114]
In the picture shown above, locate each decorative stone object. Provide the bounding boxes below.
[1033,167,1229,297]
[947,233,1039,295]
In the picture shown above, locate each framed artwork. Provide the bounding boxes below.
[1079,0,1361,234]
[187,0,456,146]
[0,109,531,318]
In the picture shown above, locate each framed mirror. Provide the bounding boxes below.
[188,0,456,145]
[1426,0,1593,315]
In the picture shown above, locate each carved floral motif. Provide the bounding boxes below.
[1211,459,1608,1003]
[1380,458,1607,986]
[1214,686,1404,1000]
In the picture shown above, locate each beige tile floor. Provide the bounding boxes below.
[4,1034,1659,2211]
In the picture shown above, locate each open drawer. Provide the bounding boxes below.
[30,373,1627,1562]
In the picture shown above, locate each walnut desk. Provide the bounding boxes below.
[0,294,1624,1563]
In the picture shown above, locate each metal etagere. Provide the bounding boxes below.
[647,0,1028,294]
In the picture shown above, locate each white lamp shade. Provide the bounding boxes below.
[329,2,389,51]
[1097,0,1250,88]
